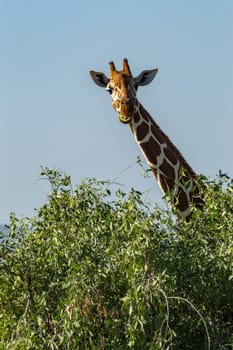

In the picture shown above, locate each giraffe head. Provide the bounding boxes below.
[90,58,158,124]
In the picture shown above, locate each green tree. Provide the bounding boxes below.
[0,168,232,349]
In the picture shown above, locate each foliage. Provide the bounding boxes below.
[0,168,233,349]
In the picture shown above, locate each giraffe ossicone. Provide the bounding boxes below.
[90,58,204,219]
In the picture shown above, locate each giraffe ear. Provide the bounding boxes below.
[134,69,158,86]
[90,71,109,87]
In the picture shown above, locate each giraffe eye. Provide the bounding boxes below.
[106,87,113,95]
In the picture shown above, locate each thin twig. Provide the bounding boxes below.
[167,296,211,350]
[158,288,170,343]
[107,160,139,188]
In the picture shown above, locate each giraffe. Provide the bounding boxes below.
[90,58,204,219]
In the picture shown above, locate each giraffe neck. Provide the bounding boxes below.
[130,102,201,218]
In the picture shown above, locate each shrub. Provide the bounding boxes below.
[0,168,232,349]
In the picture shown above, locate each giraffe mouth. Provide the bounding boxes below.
[119,114,132,124]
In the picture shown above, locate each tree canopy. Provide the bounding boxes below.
[0,168,233,349]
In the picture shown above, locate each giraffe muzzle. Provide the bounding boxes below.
[118,98,135,123]
[119,114,132,124]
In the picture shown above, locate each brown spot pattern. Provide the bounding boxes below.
[177,187,189,212]
[159,159,176,188]
[150,123,166,144]
[133,113,140,123]
[164,147,178,165]
[136,122,149,142]
[140,137,161,164]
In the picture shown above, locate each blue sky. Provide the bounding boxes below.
[1,1,233,223]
